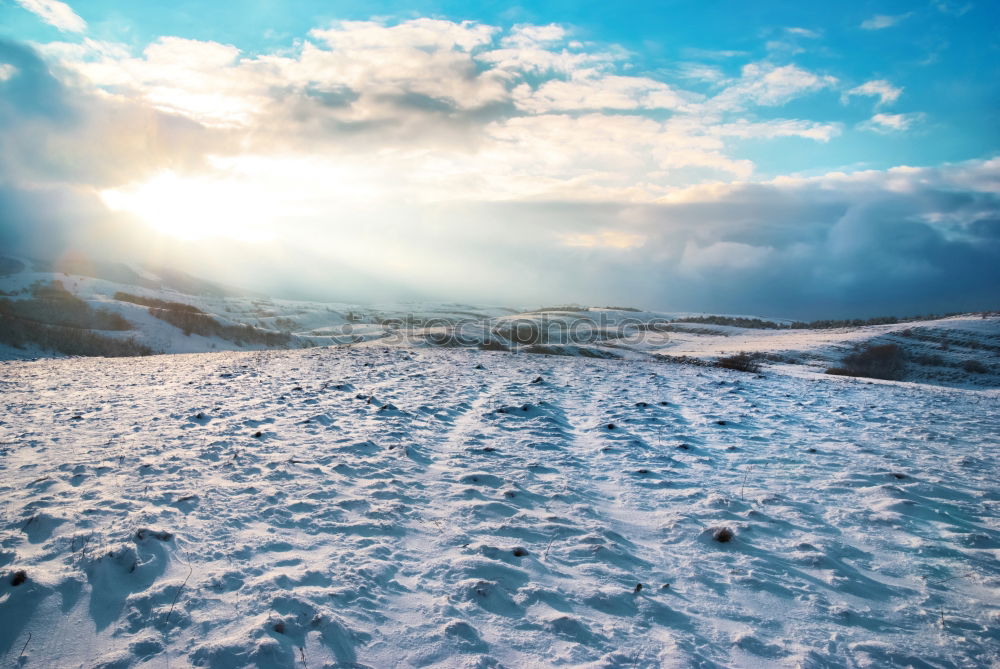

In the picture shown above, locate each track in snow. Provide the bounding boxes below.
[0,347,998,667]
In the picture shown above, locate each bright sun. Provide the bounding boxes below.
[100,171,276,241]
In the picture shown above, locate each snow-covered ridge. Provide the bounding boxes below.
[2,258,997,388]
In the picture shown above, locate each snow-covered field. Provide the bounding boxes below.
[1,346,998,667]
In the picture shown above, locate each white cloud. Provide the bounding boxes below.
[680,47,749,60]
[710,63,838,110]
[512,74,696,113]
[845,79,903,106]
[785,27,821,38]
[860,13,912,30]
[711,119,842,142]
[52,22,511,127]
[675,62,727,83]
[14,0,86,33]
[144,37,241,68]
[934,1,972,16]
[0,64,17,81]
[482,113,755,190]
[365,113,756,204]
[858,112,925,134]
[501,23,567,48]
[17,19,865,210]
[310,18,497,52]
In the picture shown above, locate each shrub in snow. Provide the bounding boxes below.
[962,359,988,374]
[712,527,734,543]
[0,312,152,357]
[715,353,762,373]
[149,307,291,346]
[827,343,906,380]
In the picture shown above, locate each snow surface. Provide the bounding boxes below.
[1,346,998,667]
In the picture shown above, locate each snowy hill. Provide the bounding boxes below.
[2,256,998,389]
[0,256,523,358]
[0,345,997,667]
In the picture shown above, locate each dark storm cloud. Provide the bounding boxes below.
[415,166,1000,318]
[0,38,225,188]
[0,38,73,123]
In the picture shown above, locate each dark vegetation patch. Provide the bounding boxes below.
[961,359,989,374]
[522,305,589,314]
[0,281,152,357]
[114,291,205,314]
[712,527,734,543]
[827,343,906,380]
[675,315,786,329]
[910,352,948,367]
[714,352,763,373]
[0,315,153,357]
[897,327,1000,354]
[271,317,297,332]
[796,313,962,329]
[0,281,132,330]
[654,354,713,367]
[674,312,970,330]
[149,308,291,346]
[645,323,733,336]
[521,344,620,359]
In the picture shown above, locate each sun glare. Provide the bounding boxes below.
[100,171,276,241]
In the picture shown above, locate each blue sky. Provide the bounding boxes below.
[1,0,998,316]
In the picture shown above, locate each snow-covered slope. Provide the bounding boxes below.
[2,257,998,388]
[0,258,523,357]
[0,346,998,667]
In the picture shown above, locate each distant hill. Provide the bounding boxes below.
[0,255,996,388]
